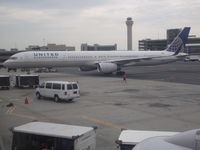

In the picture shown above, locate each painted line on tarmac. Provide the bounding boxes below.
[80,115,128,130]
[7,98,33,104]
[11,113,37,120]
[38,115,81,119]
[7,111,127,129]
[16,98,33,103]
[11,113,83,120]
[0,98,31,103]
[11,99,21,102]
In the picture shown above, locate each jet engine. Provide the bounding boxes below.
[79,66,97,72]
[97,62,118,74]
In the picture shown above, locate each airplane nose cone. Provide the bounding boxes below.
[3,60,9,67]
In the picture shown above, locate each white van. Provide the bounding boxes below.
[36,81,80,102]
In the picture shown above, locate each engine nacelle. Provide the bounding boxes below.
[97,63,118,74]
[79,66,97,72]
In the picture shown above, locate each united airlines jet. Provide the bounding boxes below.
[3,27,190,74]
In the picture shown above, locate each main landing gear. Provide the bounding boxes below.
[116,71,125,76]
[8,68,16,72]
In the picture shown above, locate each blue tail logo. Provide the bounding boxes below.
[166,27,190,55]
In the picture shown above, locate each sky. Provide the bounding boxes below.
[0,0,200,50]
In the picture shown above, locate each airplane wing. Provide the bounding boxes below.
[107,57,153,65]
[97,27,190,66]
[101,55,170,65]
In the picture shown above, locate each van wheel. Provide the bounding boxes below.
[54,95,59,102]
[36,92,41,99]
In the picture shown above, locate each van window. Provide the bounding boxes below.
[72,84,78,89]
[67,84,72,90]
[46,83,52,89]
[39,83,45,88]
[53,83,61,90]
[62,84,65,90]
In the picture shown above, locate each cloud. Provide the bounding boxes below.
[0,0,108,10]
[0,0,200,50]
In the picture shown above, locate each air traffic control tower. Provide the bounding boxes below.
[126,17,133,50]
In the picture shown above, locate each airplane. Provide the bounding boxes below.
[3,27,190,74]
[132,128,200,150]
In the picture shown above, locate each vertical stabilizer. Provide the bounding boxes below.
[166,27,190,55]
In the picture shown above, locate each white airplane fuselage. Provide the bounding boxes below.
[3,27,190,74]
[4,50,183,69]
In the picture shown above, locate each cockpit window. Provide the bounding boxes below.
[9,57,18,60]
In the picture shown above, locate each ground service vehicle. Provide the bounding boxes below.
[11,122,96,150]
[116,130,178,150]
[15,74,39,88]
[0,75,10,89]
[36,81,80,102]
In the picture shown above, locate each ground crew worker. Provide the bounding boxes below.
[41,143,49,150]
[42,147,48,150]
[123,74,127,82]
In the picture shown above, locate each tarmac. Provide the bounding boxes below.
[0,61,200,150]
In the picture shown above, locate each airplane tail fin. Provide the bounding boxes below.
[166,27,190,55]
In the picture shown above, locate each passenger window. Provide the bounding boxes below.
[72,84,78,89]
[53,83,61,90]
[39,83,45,88]
[62,84,65,90]
[67,84,72,90]
[46,83,52,89]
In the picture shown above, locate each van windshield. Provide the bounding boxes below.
[39,83,45,88]
[46,83,52,89]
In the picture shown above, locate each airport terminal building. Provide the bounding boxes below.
[26,44,75,51]
[139,28,200,55]
[81,43,117,51]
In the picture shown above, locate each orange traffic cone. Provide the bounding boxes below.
[24,97,29,104]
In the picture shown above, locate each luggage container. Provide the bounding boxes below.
[116,130,178,150]
[0,75,10,89]
[11,122,97,150]
[15,74,39,88]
